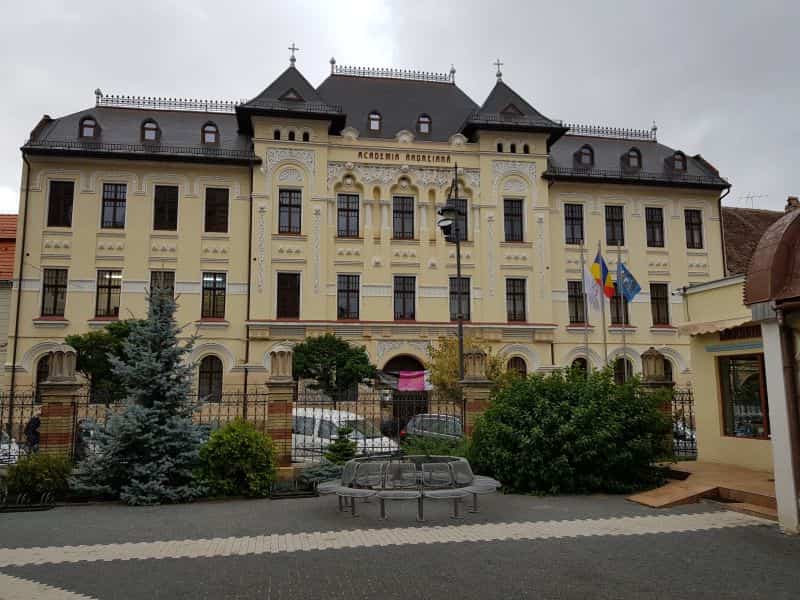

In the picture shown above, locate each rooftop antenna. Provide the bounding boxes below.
[288,42,300,66]
[493,58,504,81]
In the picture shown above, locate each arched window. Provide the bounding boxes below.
[497,142,503,153]
[35,355,50,403]
[141,119,160,142]
[368,111,381,131]
[417,114,431,134]
[507,356,527,377]
[577,144,594,167]
[613,357,634,385]
[571,357,588,372]
[80,117,98,139]
[202,122,219,145]
[663,358,674,382]
[273,129,281,140]
[198,355,223,402]
[523,144,530,154]
[302,131,310,142]
[627,147,641,169]
[672,151,686,171]
[288,130,296,141]
[510,143,517,154]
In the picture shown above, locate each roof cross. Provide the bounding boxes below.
[494,58,503,81]
[288,42,300,65]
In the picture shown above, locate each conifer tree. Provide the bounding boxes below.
[72,289,205,505]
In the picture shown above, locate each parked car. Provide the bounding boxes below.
[400,414,463,441]
[292,407,399,462]
[0,431,21,465]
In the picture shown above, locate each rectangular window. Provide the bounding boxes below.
[278,189,302,234]
[610,282,629,325]
[201,272,226,319]
[605,205,624,246]
[393,276,416,320]
[392,196,415,240]
[337,274,359,320]
[47,181,74,228]
[685,209,704,249]
[337,194,359,238]
[567,280,586,324]
[449,277,470,321]
[719,355,769,438]
[41,268,67,317]
[645,207,664,248]
[150,271,175,298]
[445,198,468,242]
[564,203,584,245]
[204,188,229,233]
[504,199,523,242]
[153,185,178,231]
[506,278,526,322]
[101,183,126,229]
[276,273,300,319]
[95,270,122,318]
[650,283,670,325]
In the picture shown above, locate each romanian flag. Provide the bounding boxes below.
[591,250,615,299]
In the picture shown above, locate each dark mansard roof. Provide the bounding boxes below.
[21,63,729,189]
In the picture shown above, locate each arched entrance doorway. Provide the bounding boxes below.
[382,354,428,435]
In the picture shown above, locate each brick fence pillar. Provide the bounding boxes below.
[38,346,81,456]
[460,350,491,439]
[266,348,294,473]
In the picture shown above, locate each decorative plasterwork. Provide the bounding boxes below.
[257,205,266,292]
[312,207,321,293]
[266,148,315,176]
[277,167,303,184]
[327,161,480,191]
[498,344,540,371]
[341,126,360,141]
[449,133,467,147]
[21,341,77,374]
[375,340,431,363]
[503,176,527,195]
[395,130,415,144]
[492,160,536,193]
[562,346,605,370]
[189,343,236,373]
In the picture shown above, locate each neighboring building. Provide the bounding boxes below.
[0,215,17,367]
[7,55,731,394]
[721,206,783,275]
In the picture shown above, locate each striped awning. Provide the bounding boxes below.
[678,316,753,336]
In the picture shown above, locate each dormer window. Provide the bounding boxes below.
[142,119,160,142]
[302,131,310,142]
[202,122,219,145]
[626,147,642,169]
[510,143,517,154]
[368,111,381,131]
[288,131,295,141]
[79,117,98,139]
[672,151,686,171]
[274,129,281,140]
[577,144,594,167]
[417,114,431,134]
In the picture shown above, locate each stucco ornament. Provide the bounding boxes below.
[278,167,303,184]
[257,205,266,291]
[449,133,467,147]
[376,340,431,363]
[503,176,527,194]
[312,207,321,293]
[266,148,315,176]
[395,130,415,144]
[341,126,359,141]
[492,160,535,192]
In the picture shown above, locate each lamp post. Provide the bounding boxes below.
[437,164,466,381]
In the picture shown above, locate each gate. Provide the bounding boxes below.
[292,389,464,464]
[0,390,39,464]
[672,387,697,459]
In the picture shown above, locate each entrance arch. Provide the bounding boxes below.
[381,354,428,435]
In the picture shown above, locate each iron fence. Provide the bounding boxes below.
[0,390,39,465]
[292,389,464,464]
[672,387,697,459]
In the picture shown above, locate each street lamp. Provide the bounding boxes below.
[437,164,466,381]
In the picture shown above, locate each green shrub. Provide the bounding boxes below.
[469,367,671,494]
[5,453,73,500]
[401,435,469,459]
[198,420,277,498]
[297,461,343,485]
[324,427,358,464]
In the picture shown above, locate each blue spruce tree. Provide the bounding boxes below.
[72,288,205,504]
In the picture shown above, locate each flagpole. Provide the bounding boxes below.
[580,239,589,376]
[618,241,627,376]
[599,241,608,364]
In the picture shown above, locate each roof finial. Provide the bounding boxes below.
[449,64,456,82]
[651,120,658,140]
[330,56,336,74]
[493,58,504,81]
[288,42,300,66]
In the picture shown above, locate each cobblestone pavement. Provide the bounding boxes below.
[0,495,797,599]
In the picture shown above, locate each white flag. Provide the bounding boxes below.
[583,267,603,314]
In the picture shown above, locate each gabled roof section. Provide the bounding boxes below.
[236,66,344,134]
[462,80,567,146]
[721,207,784,275]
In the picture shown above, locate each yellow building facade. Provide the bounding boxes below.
[7,59,731,393]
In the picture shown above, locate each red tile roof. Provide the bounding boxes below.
[721,207,784,276]
[0,215,17,281]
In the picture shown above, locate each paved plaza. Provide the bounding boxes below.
[0,494,798,599]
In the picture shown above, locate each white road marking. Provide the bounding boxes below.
[0,572,98,600]
[0,511,769,568]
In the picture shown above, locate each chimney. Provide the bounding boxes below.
[786,196,799,212]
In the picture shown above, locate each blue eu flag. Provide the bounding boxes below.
[616,261,641,303]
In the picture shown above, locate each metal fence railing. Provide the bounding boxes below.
[672,387,697,459]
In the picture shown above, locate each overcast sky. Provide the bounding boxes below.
[0,0,796,213]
